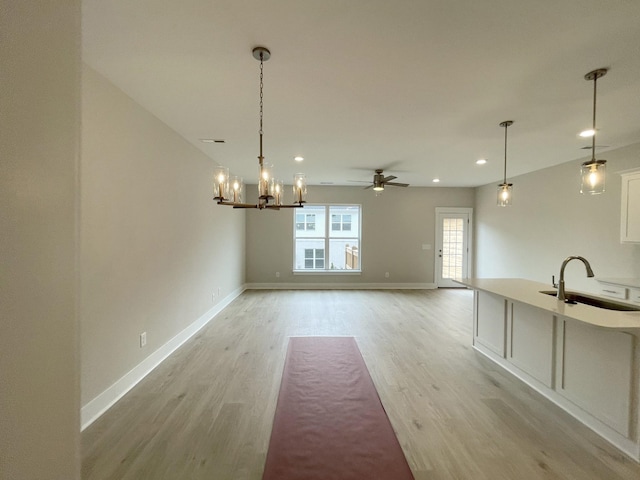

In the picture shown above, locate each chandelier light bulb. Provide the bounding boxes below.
[213,166,229,200]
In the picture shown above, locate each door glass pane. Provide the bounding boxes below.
[441,218,464,280]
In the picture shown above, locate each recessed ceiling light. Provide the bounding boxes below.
[476,158,487,165]
[579,129,596,138]
[432,178,440,183]
[294,156,304,162]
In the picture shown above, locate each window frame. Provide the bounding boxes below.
[293,204,362,274]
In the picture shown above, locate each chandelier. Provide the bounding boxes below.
[213,46,307,209]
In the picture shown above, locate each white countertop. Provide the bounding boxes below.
[456,278,640,330]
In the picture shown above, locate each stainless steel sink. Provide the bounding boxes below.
[539,290,640,312]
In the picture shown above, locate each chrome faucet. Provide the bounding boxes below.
[554,256,595,301]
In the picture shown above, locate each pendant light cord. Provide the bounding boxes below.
[503,123,508,184]
[591,73,597,161]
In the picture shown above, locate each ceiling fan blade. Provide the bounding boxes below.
[385,182,409,187]
[348,180,373,183]
[364,184,373,190]
[382,175,397,182]
[378,160,403,171]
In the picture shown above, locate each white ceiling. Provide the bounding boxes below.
[82,0,640,188]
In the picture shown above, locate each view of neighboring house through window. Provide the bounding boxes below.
[331,213,351,231]
[294,205,361,272]
[295,212,316,231]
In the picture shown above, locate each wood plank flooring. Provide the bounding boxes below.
[82,289,640,479]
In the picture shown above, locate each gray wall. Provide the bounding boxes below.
[245,185,475,285]
[0,2,81,478]
[81,66,246,405]
[475,142,640,293]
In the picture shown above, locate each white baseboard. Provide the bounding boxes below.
[245,282,437,290]
[80,285,245,431]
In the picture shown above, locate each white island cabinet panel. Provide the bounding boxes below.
[457,278,640,461]
[559,318,633,437]
[475,291,506,357]
[509,301,554,388]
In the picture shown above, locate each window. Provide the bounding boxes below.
[304,248,325,269]
[331,214,351,231]
[294,205,361,272]
[296,213,316,231]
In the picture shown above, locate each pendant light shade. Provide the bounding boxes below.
[497,183,513,206]
[497,120,514,207]
[580,68,607,195]
[580,159,606,194]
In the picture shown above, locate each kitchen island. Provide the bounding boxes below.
[456,278,640,462]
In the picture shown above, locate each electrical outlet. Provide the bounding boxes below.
[140,332,147,348]
[385,272,390,278]
[276,272,280,278]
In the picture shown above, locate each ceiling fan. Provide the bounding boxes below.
[364,169,409,191]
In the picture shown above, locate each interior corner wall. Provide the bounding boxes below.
[245,185,474,285]
[0,1,81,478]
[475,142,640,293]
[80,65,245,407]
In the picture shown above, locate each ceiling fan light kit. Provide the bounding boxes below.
[580,68,608,195]
[213,46,307,210]
[364,169,409,192]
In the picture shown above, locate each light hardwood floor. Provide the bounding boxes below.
[82,289,640,479]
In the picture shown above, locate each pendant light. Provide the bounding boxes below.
[580,68,608,195]
[497,120,514,207]
[213,46,307,209]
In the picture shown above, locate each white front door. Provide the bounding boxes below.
[435,207,472,288]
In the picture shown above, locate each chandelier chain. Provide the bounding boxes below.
[259,55,264,136]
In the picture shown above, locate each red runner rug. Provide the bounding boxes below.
[262,336,415,480]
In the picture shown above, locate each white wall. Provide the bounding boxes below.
[80,66,246,408]
[245,185,474,285]
[0,2,81,478]
[475,142,640,293]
